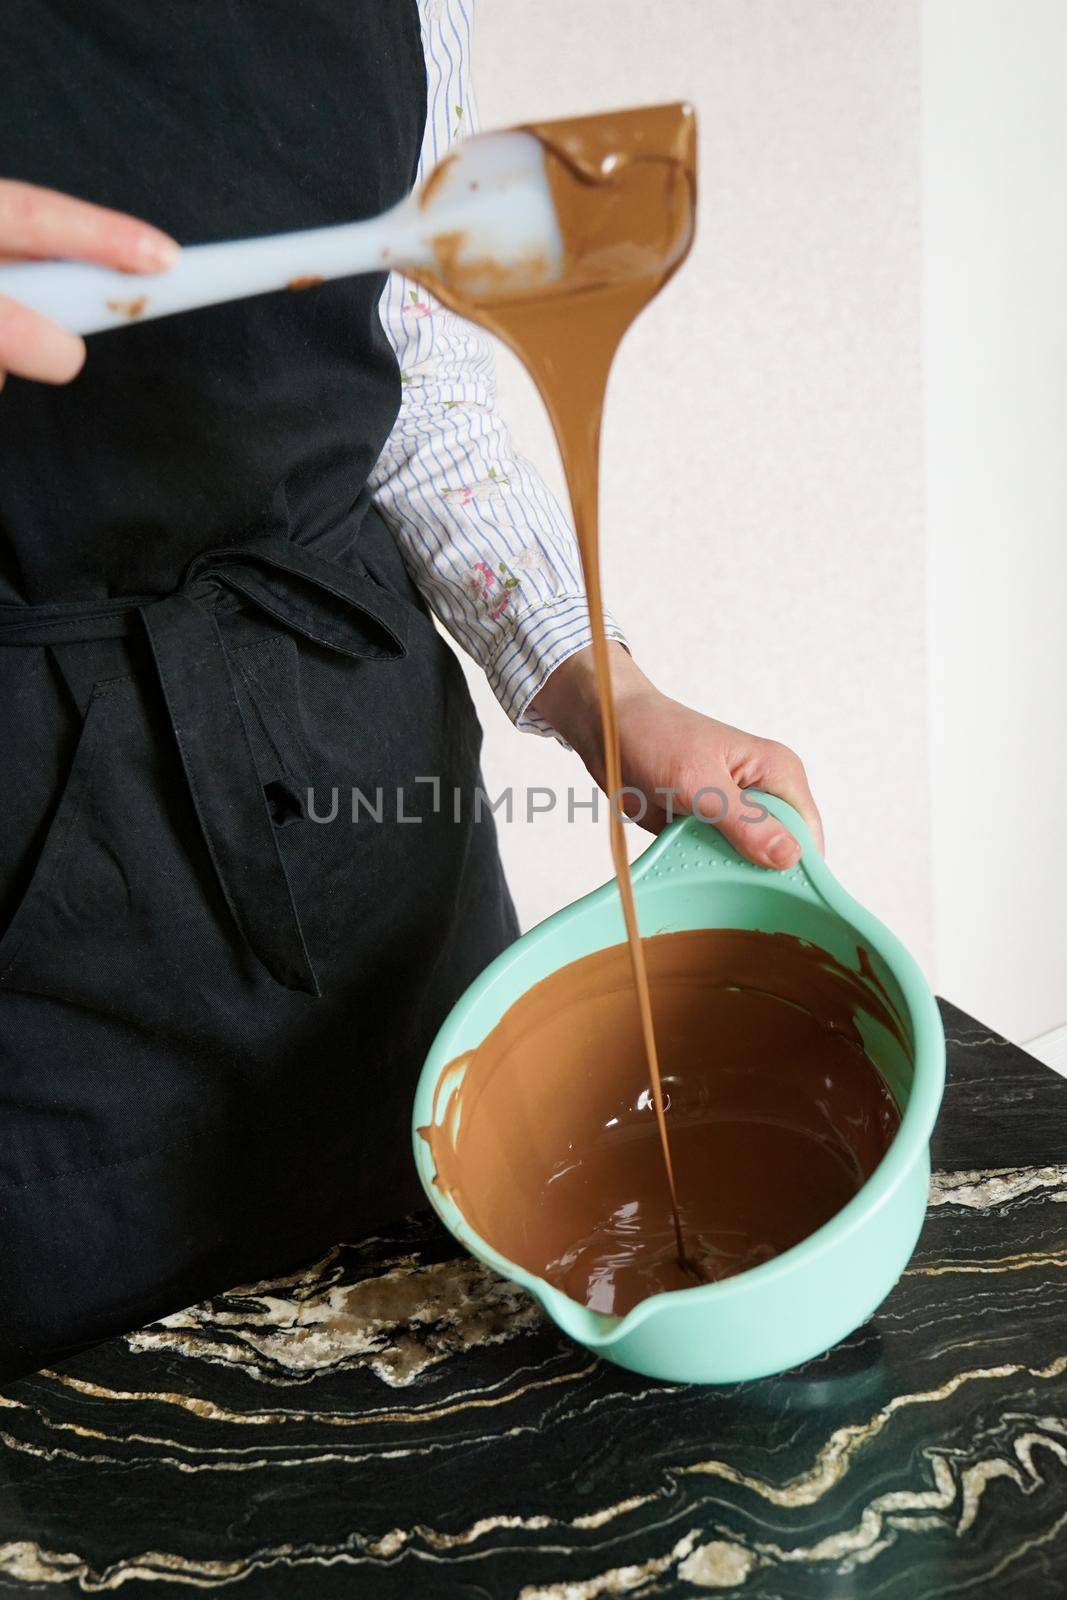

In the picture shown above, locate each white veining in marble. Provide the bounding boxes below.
[929,1165,1067,1212]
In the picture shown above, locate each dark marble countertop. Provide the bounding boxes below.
[1,998,1065,1598]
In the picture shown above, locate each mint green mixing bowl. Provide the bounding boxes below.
[412,792,945,1384]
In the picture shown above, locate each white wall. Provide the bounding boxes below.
[923,0,1067,1042]
[462,0,933,969]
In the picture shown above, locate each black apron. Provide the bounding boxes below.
[0,1,518,1381]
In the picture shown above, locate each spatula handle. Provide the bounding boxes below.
[0,206,419,336]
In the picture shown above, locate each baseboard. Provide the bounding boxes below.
[1024,1022,1067,1079]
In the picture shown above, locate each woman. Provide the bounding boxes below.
[0,0,821,1380]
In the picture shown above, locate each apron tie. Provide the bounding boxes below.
[0,536,410,997]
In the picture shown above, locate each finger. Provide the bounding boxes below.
[619,788,672,837]
[751,740,826,855]
[0,294,86,383]
[639,801,673,836]
[692,779,802,871]
[0,181,179,273]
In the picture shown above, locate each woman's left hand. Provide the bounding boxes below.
[529,642,824,871]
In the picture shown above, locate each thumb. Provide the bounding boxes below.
[691,781,801,872]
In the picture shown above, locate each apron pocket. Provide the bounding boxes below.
[0,681,112,984]
[0,661,263,1013]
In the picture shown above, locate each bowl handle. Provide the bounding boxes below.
[629,789,817,886]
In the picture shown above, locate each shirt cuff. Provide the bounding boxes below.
[484,594,629,740]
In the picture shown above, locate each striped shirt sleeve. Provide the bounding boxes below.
[367,0,627,738]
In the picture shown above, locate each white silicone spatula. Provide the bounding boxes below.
[0,131,563,336]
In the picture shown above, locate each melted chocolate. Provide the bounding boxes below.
[423,929,902,1317]
[413,106,902,1314]
[415,105,700,1275]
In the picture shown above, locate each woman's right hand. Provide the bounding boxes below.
[0,181,178,388]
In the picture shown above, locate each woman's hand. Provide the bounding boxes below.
[529,642,824,870]
[0,181,178,388]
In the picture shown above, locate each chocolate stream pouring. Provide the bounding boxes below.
[412,104,708,1282]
